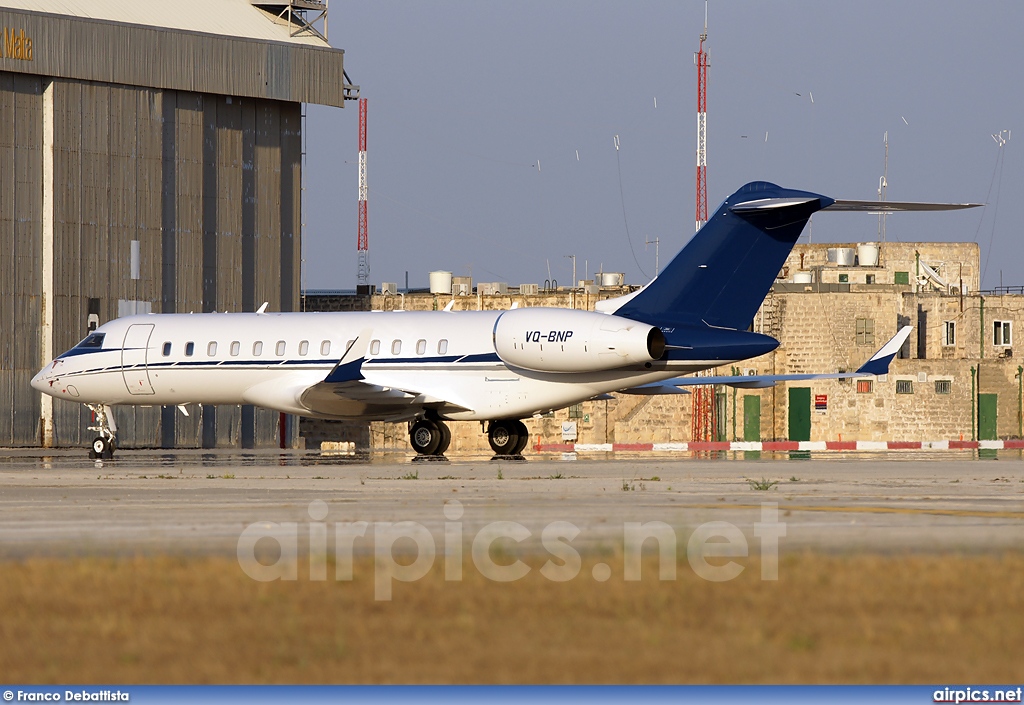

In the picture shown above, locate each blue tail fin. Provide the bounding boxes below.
[614,182,834,330]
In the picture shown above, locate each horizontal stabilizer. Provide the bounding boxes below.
[649,326,911,390]
[619,383,691,395]
[824,200,982,213]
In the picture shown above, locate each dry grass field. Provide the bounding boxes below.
[2,551,1024,684]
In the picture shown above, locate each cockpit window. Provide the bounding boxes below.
[76,333,105,349]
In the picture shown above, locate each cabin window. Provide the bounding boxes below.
[185,342,195,357]
[253,341,263,356]
[298,340,309,356]
[207,342,217,356]
[391,340,402,355]
[438,339,448,355]
[345,339,354,352]
[370,340,381,356]
[416,339,426,355]
[162,342,171,356]
[320,340,331,356]
[230,341,240,356]
[276,340,286,356]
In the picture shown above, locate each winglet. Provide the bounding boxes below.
[323,329,373,383]
[856,326,912,375]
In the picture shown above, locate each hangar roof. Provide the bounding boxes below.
[0,0,328,46]
[0,0,353,107]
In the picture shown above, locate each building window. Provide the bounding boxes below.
[838,273,848,283]
[185,342,194,357]
[994,321,1012,346]
[438,339,448,355]
[894,271,910,285]
[391,340,402,355]
[253,341,263,356]
[935,379,952,394]
[943,321,956,347]
[856,379,873,394]
[416,339,427,355]
[370,340,380,356]
[276,341,286,356]
[320,340,331,356]
[896,379,914,394]
[207,342,217,356]
[568,404,583,419]
[865,274,876,284]
[230,341,240,356]
[298,340,309,356]
[856,318,875,346]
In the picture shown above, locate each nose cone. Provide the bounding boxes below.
[31,365,52,393]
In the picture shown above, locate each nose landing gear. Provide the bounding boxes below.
[86,404,117,460]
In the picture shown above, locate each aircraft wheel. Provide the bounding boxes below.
[91,437,114,460]
[410,419,442,455]
[488,420,520,456]
[512,420,530,455]
[435,421,452,455]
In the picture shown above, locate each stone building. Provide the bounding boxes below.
[301,241,1024,452]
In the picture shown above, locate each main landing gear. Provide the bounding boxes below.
[409,417,452,460]
[487,419,529,459]
[86,403,117,460]
[407,417,531,460]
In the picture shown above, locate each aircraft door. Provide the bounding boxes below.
[122,324,156,395]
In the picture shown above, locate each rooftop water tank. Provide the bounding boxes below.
[429,270,453,294]
[835,247,856,266]
[857,243,879,267]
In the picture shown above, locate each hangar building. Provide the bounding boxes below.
[0,0,353,448]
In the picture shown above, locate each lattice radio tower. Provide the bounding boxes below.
[357,98,369,286]
[691,2,718,443]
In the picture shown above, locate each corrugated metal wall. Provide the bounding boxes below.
[0,8,348,108]
[1,71,302,448]
[0,73,43,445]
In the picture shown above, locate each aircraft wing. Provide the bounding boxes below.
[652,326,912,390]
[298,357,473,420]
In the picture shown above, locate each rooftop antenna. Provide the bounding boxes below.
[877,131,888,242]
[645,236,660,276]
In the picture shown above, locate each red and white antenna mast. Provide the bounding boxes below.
[357,97,369,286]
[691,2,717,444]
[694,1,709,232]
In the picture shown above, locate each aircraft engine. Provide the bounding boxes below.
[493,308,666,373]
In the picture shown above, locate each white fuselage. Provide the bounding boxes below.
[32,310,729,421]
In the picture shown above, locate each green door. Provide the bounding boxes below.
[743,395,761,441]
[788,387,811,441]
[979,393,998,440]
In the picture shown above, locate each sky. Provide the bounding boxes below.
[302,1,1022,292]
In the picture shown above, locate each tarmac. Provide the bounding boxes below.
[0,448,1022,558]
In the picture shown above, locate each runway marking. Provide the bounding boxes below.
[690,504,1024,520]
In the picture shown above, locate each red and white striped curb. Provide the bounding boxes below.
[534,440,1023,453]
